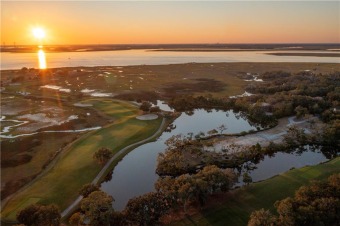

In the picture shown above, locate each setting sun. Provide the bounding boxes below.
[32,27,45,39]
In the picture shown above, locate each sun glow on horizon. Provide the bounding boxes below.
[32,27,46,40]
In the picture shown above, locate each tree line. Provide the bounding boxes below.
[248,173,340,226]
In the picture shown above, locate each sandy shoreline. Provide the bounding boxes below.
[208,116,321,152]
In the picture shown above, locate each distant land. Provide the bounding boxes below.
[1,43,340,53]
[267,52,340,57]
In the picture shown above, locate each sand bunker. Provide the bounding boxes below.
[74,103,93,107]
[90,92,113,97]
[136,114,158,120]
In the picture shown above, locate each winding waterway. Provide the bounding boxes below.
[101,109,257,210]
[100,108,328,211]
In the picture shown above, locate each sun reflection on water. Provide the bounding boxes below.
[38,49,47,69]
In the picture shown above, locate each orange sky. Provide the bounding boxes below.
[1,1,339,45]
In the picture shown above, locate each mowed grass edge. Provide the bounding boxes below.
[1,99,162,221]
[172,157,340,226]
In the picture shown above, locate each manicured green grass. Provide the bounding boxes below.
[1,99,162,222]
[172,157,340,226]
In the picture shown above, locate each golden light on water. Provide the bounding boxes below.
[38,49,47,69]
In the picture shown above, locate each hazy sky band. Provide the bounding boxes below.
[1,1,339,44]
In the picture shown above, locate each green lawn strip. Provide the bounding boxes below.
[172,157,340,226]
[1,99,161,222]
[82,99,138,118]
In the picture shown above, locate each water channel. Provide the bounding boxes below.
[101,106,328,210]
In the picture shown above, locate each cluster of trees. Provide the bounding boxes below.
[70,190,114,226]
[168,95,233,112]
[156,134,207,176]
[156,134,264,177]
[123,192,172,226]
[139,101,160,113]
[70,186,170,226]
[248,173,340,226]
[16,204,60,226]
[247,71,339,119]
[156,165,237,213]
[93,148,113,165]
[251,71,339,97]
[79,183,100,198]
[115,91,159,102]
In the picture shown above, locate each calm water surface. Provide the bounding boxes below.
[100,109,327,211]
[237,149,327,186]
[1,50,339,70]
[101,109,257,210]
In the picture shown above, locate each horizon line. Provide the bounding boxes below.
[2,42,340,47]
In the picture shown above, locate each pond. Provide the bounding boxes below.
[101,109,258,210]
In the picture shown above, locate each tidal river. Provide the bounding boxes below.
[1,49,339,70]
[101,106,327,210]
